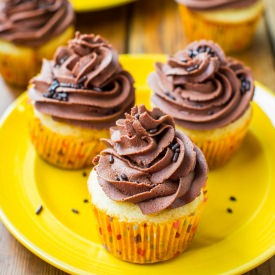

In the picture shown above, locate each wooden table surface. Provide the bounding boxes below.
[0,0,274,274]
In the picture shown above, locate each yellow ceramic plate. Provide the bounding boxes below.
[0,55,275,275]
[69,0,135,12]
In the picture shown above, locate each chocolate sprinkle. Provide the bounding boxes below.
[207,110,214,115]
[49,79,59,92]
[35,205,43,215]
[240,80,251,95]
[52,92,69,101]
[83,199,89,203]
[77,75,87,84]
[195,102,203,107]
[187,49,198,58]
[207,50,215,57]
[164,91,176,101]
[171,143,180,151]
[93,87,103,92]
[109,155,114,164]
[82,171,87,177]
[239,75,246,81]
[120,173,128,181]
[206,47,215,56]
[197,46,216,57]
[172,151,179,162]
[59,56,68,64]
[72,208,79,214]
[43,79,69,101]
[186,64,199,72]
[59,82,73,88]
[230,196,237,201]
[239,75,251,95]
[198,46,206,53]
[227,208,233,214]
[42,92,52,98]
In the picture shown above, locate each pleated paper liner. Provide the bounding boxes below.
[176,107,253,169]
[93,194,207,264]
[29,116,108,169]
[178,4,261,53]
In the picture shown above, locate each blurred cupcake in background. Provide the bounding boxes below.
[0,0,75,88]
[148,40,254,168]
[28,32,135,169]
[175,0,264,53]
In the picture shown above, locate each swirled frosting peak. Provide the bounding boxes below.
[148,40,254,130]
[93,105,208,215]
[0,0,74,47]
[29,32,135,129]
[175,0,259,10]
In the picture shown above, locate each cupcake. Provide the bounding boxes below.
[175,0,264,53]
[0,0,75,87]
[148,40,254,169]
[89,105,208,264]
[28,32,135,169]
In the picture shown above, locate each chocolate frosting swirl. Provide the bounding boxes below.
[93,105,207,215]
[0,0,74,47]
[148,40,254,130]
[175,0,259,10]
[29,32,135,129]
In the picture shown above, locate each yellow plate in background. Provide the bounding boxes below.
[70,0,135,12]
[0,55,275,275]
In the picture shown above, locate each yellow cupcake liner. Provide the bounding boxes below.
[29,116,108,169]
[178,5,261,53]
[0,26,74,88]
[177,112,252,169]
[0,44,38,88]
[93,196,206,264]
[192,124,249,168]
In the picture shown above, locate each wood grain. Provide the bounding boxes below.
[263,0,275,59]
[0,223,67,275]
[129,0,188,53]
[0,0,274,274]
[75,6,129,53]
[0,77,23,115]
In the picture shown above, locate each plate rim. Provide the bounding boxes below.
[70,0,136,12]
[0,54,275,275]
